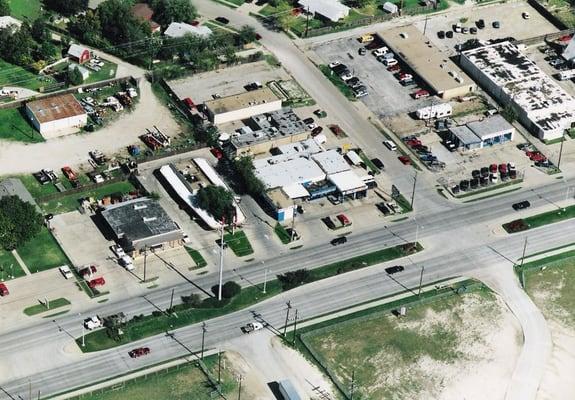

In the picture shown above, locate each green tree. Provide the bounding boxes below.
[277,269,310,290]
[211,281,241,298]
[44,0,88,16]
[196,185,235,223]
[31,16,49,42]
[68,67,84,85]
[0,196,43,251]
[151,0,197,26]
[98,0,151,45]
[0,0,10,16]
[234,156,265,196]
[68,11,104,46]
[237,25,257,45]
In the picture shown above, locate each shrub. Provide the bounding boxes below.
[181,293,202,307]
[503,219,529,233]
[277,269,310,290]
[211,281,241,299]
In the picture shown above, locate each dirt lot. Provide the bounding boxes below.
[166,61,290,104]
[417,1,559,55]
[526,261,575,400]
[302,289,521,399]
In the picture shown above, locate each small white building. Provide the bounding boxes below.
[25,94,87,139]
[415,103,453,120]
[164,22,213,38]
[68,64,90,81]
[298,0,350,22]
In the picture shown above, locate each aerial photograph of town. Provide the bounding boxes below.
[0,0,574,398]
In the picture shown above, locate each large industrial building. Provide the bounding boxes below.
[379,25,476,99]
[448,115,515,150]
[205,87,282,125]
[100,197,184,255]
[228,108,309,156]
[461,41,575,141]
[25,94,88,139]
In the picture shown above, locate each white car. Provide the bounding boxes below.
[84,316,103,330]
[119,255,135,271]
[111,245,126,258]
[328,61,341,69]
[383,58,398,67]
[307,123,317,130]
[340,72,353,81]
[58,265,73,279]
[373,47,389,57]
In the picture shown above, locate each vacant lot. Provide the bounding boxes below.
[17,227,70,273]
[525,257,575,399]
[81,355,238,400]
[302,289,520,399]
[0,108,43,143]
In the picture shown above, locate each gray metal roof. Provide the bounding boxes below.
[449,125,481,145]
[0,178,40,211]
[467,115,513,139]
[101,197,181,242]
[278,379,301,400]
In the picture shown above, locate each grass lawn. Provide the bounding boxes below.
[357,149,380,174]
[38,181,136,214]
[185,247,207,268]
[23,298,71,316]
[299,287,496,399]
[80,355,237,400]
[84,61,118,84]
[18,174,60,199]
[274,223,292,244]
[319,65,356,101]
[0,248,26,280]
[0,108,44,143]
[223,231,254,257]
[0,59,48,91]
[9,0,41,20]
[17,227,71,273]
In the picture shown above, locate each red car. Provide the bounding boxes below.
[190,20,200,26]
[62,166,78,181]
[210,147,223,159]
[183,97,195,110]
[405,138,422,148]
[413,89,430,99]
[489,163,498,173]
[526,151,546,162]
[0,283,9,296]
[498,163,507,173]
[88,277,106,288]
[337,214,351,226]
[328,124,344,136]
[80,265,97,277]
[398,155,411,165]
[129,347,151,358]
[255,33,262,40]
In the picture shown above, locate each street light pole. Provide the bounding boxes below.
[237,374,243,400]
[82,324,85,347]
[410,171,418,210]
[169,288,175,313]
[283,301,292,337]
[292,309,299,345]
[218,224,225,301]
[263,268,268,294]
[143,246,148,282]
[557,133,565,170]
[418,265,425,296]
[218,350,222,384]
[201,322,207,360]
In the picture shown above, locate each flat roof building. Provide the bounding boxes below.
[25,94,87,139]
[449,115,515,150]
[379,25,476,99]
[205,87,282,125]
[100,197,184,254]
[164,22,212,38]
[461,41,575,141]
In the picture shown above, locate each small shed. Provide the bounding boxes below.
[383,2,398,13]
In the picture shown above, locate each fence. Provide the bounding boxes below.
[516,27,575,46]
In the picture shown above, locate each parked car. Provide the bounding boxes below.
[376,202,391,215]
[489,163,498,173]
[358,47,367,56]
[385,265,404,274]
[330,236,348,246]
[470,27,477,34]
[446,31,454,38]
[512,200,531,211]
[311,126,323,136]
[383,58,398,67]
[373,47,389,57]
[437,30,445,39]
[129,347,151,358]
[303,117,314,125]
[210,147,223,159]
[328,61,342,69]
[413,89,430,99]
[383,140,397,151]
[398,155,411,165]
[371,158,384,169]
[337,214,351,226]
[119,255,135,271]
[241,322,264,333]
[33,171,50,185]
[88,277,106,289]
[477,19,485,29]
[387,64,401,72]
[493,20,500,28]
[522,11,530,19]
[215,16,229,24]
[183,97,195,110]
[59,265,73,279]
[0,283,9,296]
[359,34,374,43]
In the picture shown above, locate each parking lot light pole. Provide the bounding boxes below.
[201,322,207,360]
[283,301,292,337]
[82,324,85,347]
[218,224,225,301]
[418,265,425,296]
[263,268,268,294]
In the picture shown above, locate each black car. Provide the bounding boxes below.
[332,64,349,74]
[346,77,360,87]
[437,30,445,39]
[470,27,477,34]
[371,158,384,169]
[33,171,50,185]
[215,16,230,24]
[471,170,480,179]
[358,47,367,56]
[311,126,323,136]
[446,31,454,38]
[303,117,314,125]
[385,265,404,274]
[493,21,500,28]
[512,201,531,211]
[331,236,348,246]
[477,19,485,29]
[376,202,390,215]
[480,167,489,177]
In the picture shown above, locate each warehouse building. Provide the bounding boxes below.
[25,94,88,139]
[228,108,308,156]
[461,41,575,141]
[100,197,184,255]
[449,115,515,150]
[379,25,476,99]
[205,87,282,125]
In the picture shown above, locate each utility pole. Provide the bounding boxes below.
[201,322,207,360]
[423,15,429,35]
[410,171,418,210]
[283,301,292,336]
[418,265,425,296]
[292,309,299,345]
[168,288,175,313]
[218,224,225,301]
[143,246,148,282]
[237,374,243,400]
[558,133,565,170]
[350,370,355,400]
[218,350,222,384]
[81,324,85,347]
[519,237,528,288]
[263,268,268,294]
[304,5,310,38]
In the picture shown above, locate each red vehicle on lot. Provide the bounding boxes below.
[337,214,351,226]
[405,138,422,148]
[88,277,106,289]
[0,283,9,296]
[210,147,223,159]
[328,124,344,136]
[387,64,401,72]
[498,163,507,173]
[413,89,430,99]
[526,151,546,162]
[62,166,78,181]
[190,20,200,26]
[80,265,97,277]
[489,163,498,173]
[183,97,195,110]
[129,347,151,358]
[398,155,412,165]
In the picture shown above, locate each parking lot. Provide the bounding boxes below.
[166,61,291,103]
[311,36,435,117]
[416,1,559,55]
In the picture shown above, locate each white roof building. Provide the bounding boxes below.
[164,22,213,38]
[328,170,368,196]
[254,156,326,189]
[298,0,350,22]
[563,36,575,61]
[312,149,350,175]
[0,16,21,31]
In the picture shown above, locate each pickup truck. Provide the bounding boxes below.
[84,316,103,330]
[241,322,263,334]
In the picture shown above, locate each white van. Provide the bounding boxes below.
[384,140,397,151]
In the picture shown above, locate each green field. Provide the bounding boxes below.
[24,298,71,316]
[0,248,26,280]
[38,181,137,214]
[300,288,498,399]
[0,108,44,143]
[80,355,238,400]
[0,59,47,91]
[9,0,41,20]
[17,227,71,273]
[223,231,254,257]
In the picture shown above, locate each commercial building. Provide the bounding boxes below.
[449,115,515,150]
[379,25,476,99]
[100,197,184,255]
[67,44,91,64]
[298,0,349,22]
[25,94,88,139]
[461,41,575,141]
[164,22,213,38]
[205,87,282,125]
[228,108,308,156]
[415,103,452,120]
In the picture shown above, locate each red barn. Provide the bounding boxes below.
[67,44,91,64]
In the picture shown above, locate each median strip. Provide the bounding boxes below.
[78,242,422,352]
[503,203,575,233]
